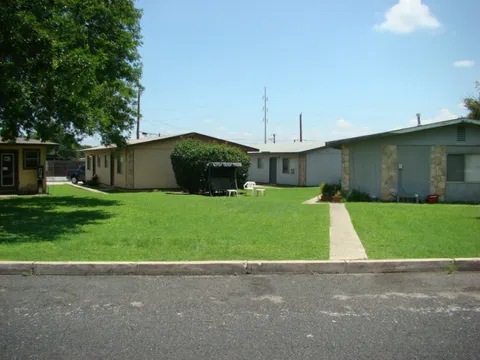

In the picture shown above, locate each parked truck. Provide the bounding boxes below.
[66,165,86,184]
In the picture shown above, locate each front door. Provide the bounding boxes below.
[0,152,18,193]
[269,157,277,184]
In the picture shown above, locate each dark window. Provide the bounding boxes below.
[117,156,123,174]
[23,150,40,169]
[257,158,264,169]
[87,156,91,170]
[282,158,289,174]
[447,154,464,181]
[104,155,108,168]
[457,127,466,142]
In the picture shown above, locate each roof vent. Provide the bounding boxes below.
[457,127,466,142]
[416,113,421,126]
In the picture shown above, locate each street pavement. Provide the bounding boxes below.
[1,273,479,360]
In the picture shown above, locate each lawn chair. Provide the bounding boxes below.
[243,181,265,196]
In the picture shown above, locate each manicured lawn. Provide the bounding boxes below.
[347,203,480,259]
[0,186,329,261]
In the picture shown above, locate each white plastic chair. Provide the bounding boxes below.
[243,181,257,196]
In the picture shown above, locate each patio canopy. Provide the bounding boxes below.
[206,162,242,168]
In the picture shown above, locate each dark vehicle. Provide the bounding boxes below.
[66,165,86,184]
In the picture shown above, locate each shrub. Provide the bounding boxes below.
[319,182,341,197]
[170,139,251,193]
[346,189,372,202]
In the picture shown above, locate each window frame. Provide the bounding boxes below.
[447,153,480,183]
[257,157,264,169]
[282,158,290,174]
[23,149,41,170]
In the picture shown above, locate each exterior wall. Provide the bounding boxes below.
[342,123,480,202]
[133,139,178,189]
[341,146,350,192]
[276,156,299,185]
[92,150,111,185]
[0,145,47,194]
[113,149,126,188]
[381,145,397,200]
[349,142,382,197]
[247,154,270,184]
[305,147,341,186]
[397,145,430,199]
[429,145,447,202]
[126,148,135,188]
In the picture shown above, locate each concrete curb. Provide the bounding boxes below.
[1,259,479,276]
[70,183,108,194]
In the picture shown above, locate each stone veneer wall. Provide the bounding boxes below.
[429,145,447,202]
[126,148,135,188]
[341,145,350,192]
[298,153,306,186]
[381,145,397,200]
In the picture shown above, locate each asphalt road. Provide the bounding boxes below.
[1,273,479,360]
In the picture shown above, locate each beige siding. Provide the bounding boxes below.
[93,151,111,185]
[134,140,178,188]
[113,149,126,188]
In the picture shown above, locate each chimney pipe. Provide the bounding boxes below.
[299,112,303,142]
[416,113,421,126]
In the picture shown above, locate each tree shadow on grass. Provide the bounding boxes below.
[0,196,122,244]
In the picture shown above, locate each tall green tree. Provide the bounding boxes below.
[464,81,480,120]
[0,0,142,146]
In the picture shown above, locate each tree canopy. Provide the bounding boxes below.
[464,81,480,120]
[0,0,142,146]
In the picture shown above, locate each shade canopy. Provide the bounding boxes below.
[206,162,242,168]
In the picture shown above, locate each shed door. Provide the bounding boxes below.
[0,152,18,193]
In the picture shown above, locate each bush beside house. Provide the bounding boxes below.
[171,139,251,193]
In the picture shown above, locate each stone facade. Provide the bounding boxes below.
[126,148,135,188]
[341,145,350,192]
[381,145,397,200]
[429,145,447,201]
[298,153,306,186]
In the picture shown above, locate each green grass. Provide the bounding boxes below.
[347,203,480,259]
[0,186,329,261]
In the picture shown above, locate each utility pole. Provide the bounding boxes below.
[262,87,268,144]
[136,86,142,140]
[299,112,303,142]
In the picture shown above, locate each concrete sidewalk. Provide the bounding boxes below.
[329,203,368,260]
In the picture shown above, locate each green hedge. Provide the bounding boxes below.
[170,139,251,193]
[319,182,341,197]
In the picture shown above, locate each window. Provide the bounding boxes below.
[117,155,123,174]
[457,127,466,142]
[257,158,264,169]
[87,156,91,170]
[104,155,108,168]
[97,155,101,168]
[447,154,480,182]
[282,158,290,174]
[23,149,40,169]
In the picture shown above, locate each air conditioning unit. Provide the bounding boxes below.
[290,168,295,174]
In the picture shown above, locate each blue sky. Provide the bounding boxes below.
[88,0,479,145]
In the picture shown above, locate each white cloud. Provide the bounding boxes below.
[331,119,370,138]
[407,108,457,126]
[453,60,475,68]
[458,102,467,109]
[374,0,440,34]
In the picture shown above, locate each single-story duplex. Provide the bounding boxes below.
[82,132,257,189]
[0,138,58,194]
[247,142,341,186]
[325,118,480,202]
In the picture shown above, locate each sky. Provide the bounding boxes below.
[86,0,479,145]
